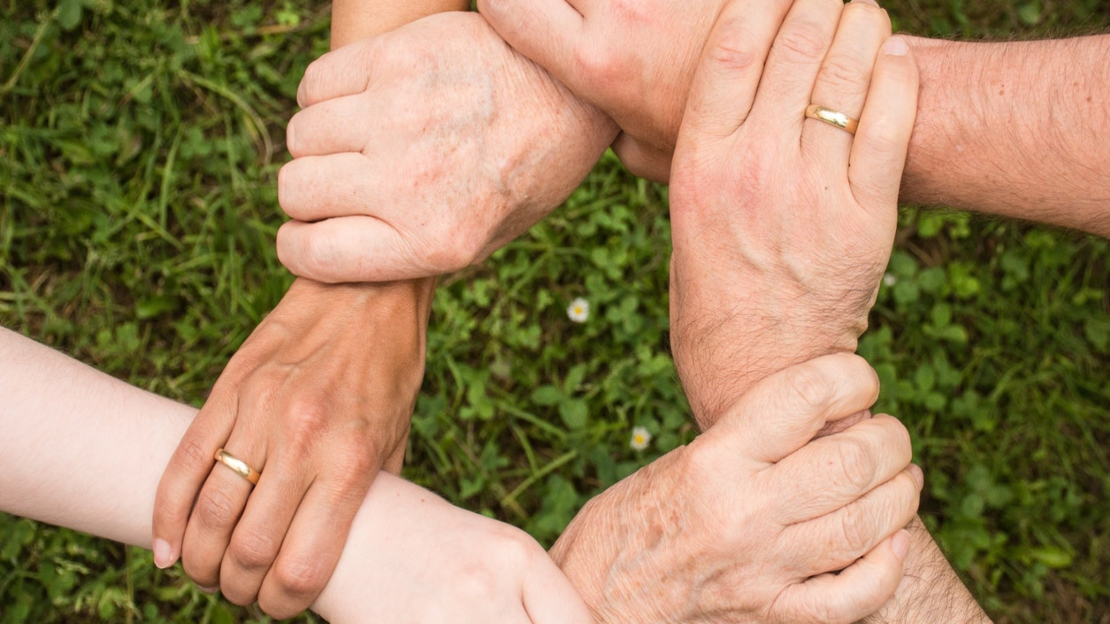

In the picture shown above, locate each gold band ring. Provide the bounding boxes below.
[805,104,859,136]
[214,448,261,485]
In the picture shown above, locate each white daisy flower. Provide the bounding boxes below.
[630,426,652,451]
[567,297,590,323]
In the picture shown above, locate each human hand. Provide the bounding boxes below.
[551,354,921,624]
[668,0,918,423]
[316,472,594,624]
[276,11,617,283]
[478,0,729,181]
[153,278,434,618]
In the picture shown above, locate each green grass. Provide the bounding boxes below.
[1,0,1108,622]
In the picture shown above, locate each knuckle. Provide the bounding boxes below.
[860,115,907,158]
[176,436,214,469]
[180,558,217,588]
[196,485,241,530]
[572,43,623,89]
[785,363,834,412]
[274,556,328,598]
[297,60,323,106]
[834,438,876,492]
[258,595,305,621]
[774,22,827,64]
[276,163,300,216]
[343,447,378,482]
[899,473,923,517]
[838,502,874,554]
[220,581,258,607]
[285,114,304,157]
[284,396,332,444]
[817,55,869,93]
[886,417,912,458]
[843,1,891,30]
[706,19,758,74]
[297,234,339,280]
[229,530,280,572]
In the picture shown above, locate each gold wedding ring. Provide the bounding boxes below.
[805,104,859,136]
[214,448,262,485]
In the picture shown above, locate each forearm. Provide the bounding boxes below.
[857,518,991,624]
[0,328,476,623]
[296,0,463,472]
[331,0,468,46]
[310,0,463,374]
[902,35,1110,236]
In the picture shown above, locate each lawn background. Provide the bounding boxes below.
[1,0,1109,622]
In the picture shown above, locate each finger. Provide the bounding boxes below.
[848,35,919,211]
[678,0,795,141]
[814,408,871,438]
[791,464,922,571]
[297,39,382,108]
[286,97,369,158]
[180,436,266,588]
[278,154,376,222]
[611,133,672,183]
[774,529,910,624]
[152,398,236,569]
[258,479,367,619]
[276,217,438,283]
[774,414,913,522]
[218,460,307,606]
[477,0,585,103]
[800,0,891,162]
[708,353,880,465]
[749,0,844,139]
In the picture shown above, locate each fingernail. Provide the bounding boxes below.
[883,36,909,56]
[891,529,910,561]
[153,538,174,569]
[198,585,219,594]
[853,0,879,6]
[909,464,925,489]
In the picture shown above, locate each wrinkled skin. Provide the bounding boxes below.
[276,11,617,283]
[549,2,923,622]
[154,279,433,618]
[478,0,730,180]
[667,0,918,422]
[552,354,922,624]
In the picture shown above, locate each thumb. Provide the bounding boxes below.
[277,217,442,283]
[705,353,881,465]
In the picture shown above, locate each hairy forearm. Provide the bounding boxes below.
[904,35,1110,236]
[857,518,992,624]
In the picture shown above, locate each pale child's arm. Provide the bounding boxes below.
[0,327,592,624]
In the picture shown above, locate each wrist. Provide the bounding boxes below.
[672,287,863,428]
[858,517,991,624]
[283,277,435,329]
